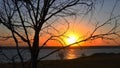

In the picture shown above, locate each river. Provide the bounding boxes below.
[0,46,120,63]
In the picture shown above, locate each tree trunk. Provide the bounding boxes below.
[31,31,40,68]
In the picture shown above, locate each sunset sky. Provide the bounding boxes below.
[0,0,120,47]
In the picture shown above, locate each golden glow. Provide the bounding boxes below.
[67,36,77,44]
[63,33,82,46]
[65,34,77,45]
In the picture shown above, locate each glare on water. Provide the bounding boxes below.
[65,49,77,59]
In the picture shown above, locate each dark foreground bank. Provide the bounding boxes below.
[0,53,120,68]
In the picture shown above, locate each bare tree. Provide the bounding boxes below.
[0,0,120,68]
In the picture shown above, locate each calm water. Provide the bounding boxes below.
[0,47,120,63]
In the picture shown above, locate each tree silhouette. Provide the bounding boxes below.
[0,0,120,68]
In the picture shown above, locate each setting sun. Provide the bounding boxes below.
[64,33,80,46]
[66,35,77,45]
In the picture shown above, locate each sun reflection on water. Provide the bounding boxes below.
[65,49,77,59]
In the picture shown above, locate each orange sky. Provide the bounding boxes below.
[0,18,119,47]
[39,18,119,47]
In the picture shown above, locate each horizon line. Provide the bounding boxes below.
[1,45,120,49]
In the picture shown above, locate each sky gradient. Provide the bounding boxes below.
[0,0,120,47]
